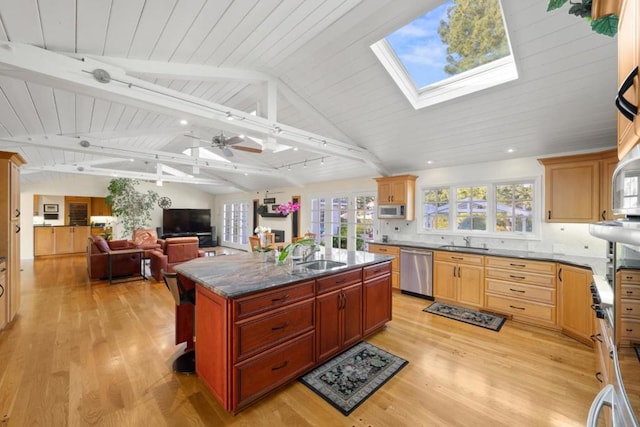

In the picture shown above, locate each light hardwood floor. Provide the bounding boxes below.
[0,255,598,426]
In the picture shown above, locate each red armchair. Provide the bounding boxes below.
[87,235,142,280]
[149,237,204,281]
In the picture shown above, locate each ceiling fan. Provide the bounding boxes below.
[211,132,262,157]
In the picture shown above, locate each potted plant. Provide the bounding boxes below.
[105,178,159,239]
[547,0,619,37]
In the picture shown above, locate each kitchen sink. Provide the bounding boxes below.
[297,260,347,270]
[439,245,489,252]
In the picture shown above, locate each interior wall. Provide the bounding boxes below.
[20,175,217,259]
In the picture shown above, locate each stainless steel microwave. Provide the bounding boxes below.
[378,205,405,219]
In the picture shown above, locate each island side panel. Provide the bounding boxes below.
[194,282,232,411]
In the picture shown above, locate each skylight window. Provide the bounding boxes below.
[371,0,517,109]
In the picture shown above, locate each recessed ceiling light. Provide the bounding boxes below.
[293,147,299,151]
[179,119,188,125]
[507,148,517,153]
[426,160,433,165]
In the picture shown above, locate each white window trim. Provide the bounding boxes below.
[418,176,541,240]
[222,200,249,250]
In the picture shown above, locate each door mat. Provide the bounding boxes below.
[423,302,506,332]
[299,341,408,416]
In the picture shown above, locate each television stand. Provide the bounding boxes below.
[161,231,214,248]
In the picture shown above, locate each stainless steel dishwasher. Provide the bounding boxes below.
[400,248,433,299]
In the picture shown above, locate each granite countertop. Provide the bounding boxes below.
[174,248,393,299]
[369,239,607,276]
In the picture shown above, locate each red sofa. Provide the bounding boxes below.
[149,237,204,281]
[87,235,142,280]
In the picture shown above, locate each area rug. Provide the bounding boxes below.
[299,341,408,416]
[423,302,506,332]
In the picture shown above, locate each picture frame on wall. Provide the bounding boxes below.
[271,204,279,212]
[43,204,59,213]
[263,197,276,204]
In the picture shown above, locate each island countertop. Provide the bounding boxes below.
[174,248,393,299]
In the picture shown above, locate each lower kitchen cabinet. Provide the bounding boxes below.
[363,262,392,336]
[617,269,640,347]
[433,251,484,308]
[558,264,594,347]
[484,256,557,329]
[367,243,400,289]
[34,226,90,256]
[316,274,362,362]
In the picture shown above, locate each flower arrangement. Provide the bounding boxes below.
[254,225,271,234]
[275,201,300,216]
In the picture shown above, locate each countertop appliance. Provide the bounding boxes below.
[400,248,433,299]
[378,205,405,219]
[589,145,640,427]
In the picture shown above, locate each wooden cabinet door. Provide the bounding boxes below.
[457,264,484,308]
[558,264,593,347]
[54,227,73,254]
[91,197,112,216]
[0,261,6,330]
[342,283,363,349]
[434,260,456,302]
[316,289,342,362]
[544,160,600,222]
[363,273,391,336]
[377,181,393,204]
[618,0,640,159]
[72,226,90,252]
[34,227,55,256]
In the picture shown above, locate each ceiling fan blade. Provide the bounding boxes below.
[232,145,263,154]
[224,135,245,146]
[221,146,234,157]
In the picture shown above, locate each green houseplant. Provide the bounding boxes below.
[547,0,618,37]
[105,178,159,239]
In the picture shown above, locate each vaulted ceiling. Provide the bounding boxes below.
[0,0,618,195]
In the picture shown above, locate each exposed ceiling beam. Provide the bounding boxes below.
[0,42,383,169]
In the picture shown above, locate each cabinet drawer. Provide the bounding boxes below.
[363,262,391,280]
[434,251,484,266]
[317,269,362,294]
[485,268,556,288]
[486,279,555,304]
[234,281,314,319]
[621,284,640,300]
[621,299,640,320]
[235,300,315,361]
[368,244,400,256]
[235,331,315,408]
[620,318,640,340]
[485,294,556,326]
[485,256,556,275]
[619,270,640,284]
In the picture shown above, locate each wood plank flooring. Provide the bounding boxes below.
[0,255,598,426]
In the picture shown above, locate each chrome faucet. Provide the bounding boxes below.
[303,245,320,261]
[463,236,471,248]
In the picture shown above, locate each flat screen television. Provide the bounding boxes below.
[162,208,211,234]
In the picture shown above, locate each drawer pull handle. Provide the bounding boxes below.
[0,283,4,298]
[509,263,526,268]
[271,322,289,331]
[509,288,525,293]
[509,275,525,280]
[626,276,634,280]
[626,308,634,311]
[595,371,604,383]
[626,290,634,294]
[335,278,346,284]
[452,257,463,260]
[509,305,525,311]
[271,361,289,371]
[0,268,5,273]
[271,295,290,303]
[626,328,634,332]
[591,333,603,343]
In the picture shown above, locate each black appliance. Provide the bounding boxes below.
[162,209,211,234]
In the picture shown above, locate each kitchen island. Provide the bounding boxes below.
[174,248,393,413]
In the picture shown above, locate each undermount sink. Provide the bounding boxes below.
[439,245,489,251]
[297,260,347,270]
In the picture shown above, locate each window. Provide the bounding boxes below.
[370,0,517,109]
[222,201,248,245]
[495,182,534,232]
[423,187,450,230]
[422,180,535,235]
[455,186,487,231]
[311,193,376,251]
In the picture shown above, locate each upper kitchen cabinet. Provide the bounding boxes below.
[617,0,640,160]
[538,149,617,223]
[374,175,417,220]
[90,197,112,217]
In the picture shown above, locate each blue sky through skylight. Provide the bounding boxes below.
[385,1,453,89]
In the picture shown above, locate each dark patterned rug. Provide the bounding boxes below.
[299,342,408,416]
[423,302,506,332]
